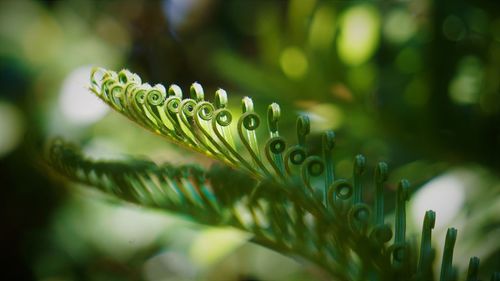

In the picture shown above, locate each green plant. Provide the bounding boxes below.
[48,68,499,281]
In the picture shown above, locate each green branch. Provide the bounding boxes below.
[45,67,498,281]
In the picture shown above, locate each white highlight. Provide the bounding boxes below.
[163,0,197,28]
[411,171,466,230]
[59,66,109,124]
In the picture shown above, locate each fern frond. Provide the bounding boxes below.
[46,68,498,281]
[48,140,352,280]
[89,67,311,182]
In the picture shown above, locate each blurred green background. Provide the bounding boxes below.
[1,0,499,280]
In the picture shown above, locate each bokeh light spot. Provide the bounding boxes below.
[59,66,109,124]
[308,103,344,132]
[338,5,380,66]
[384,9,416,44]
[309,6,336,50]
[330,83,354,102]
[280,47,308,80]
[190,227,251,268]
[449,56,483,105]
[163,0,198,29]
[0,101,24,157]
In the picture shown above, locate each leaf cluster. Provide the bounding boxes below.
[47,68,498,281]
